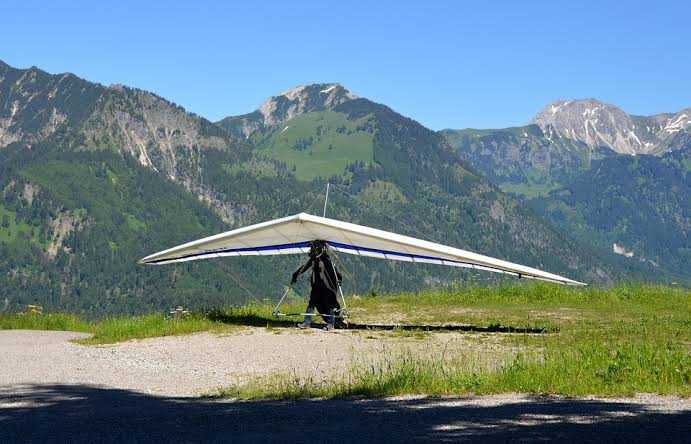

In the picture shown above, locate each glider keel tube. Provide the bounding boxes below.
[138,213,586,286]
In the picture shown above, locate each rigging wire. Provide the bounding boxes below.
[210,189,324,305]
[328,183,487,282]
[209,182,493,303]
[213,261,264,304]
[303,191,327,216]
[327,247,355,286]
[329,183,443,243]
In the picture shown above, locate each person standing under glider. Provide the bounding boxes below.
[292,241,343,331]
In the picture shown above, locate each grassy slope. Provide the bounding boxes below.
[2,284,689,396]
[254,110,374,180]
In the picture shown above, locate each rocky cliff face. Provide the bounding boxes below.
[0,62,102,147]
[0,62,251,226]
[79,85,231,180]
[0,62,241,181]
[532,99,691,156]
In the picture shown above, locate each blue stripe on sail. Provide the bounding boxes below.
[325,241,459,264]
[325,241,521,277]
[150,238,491,271]
[147,239,524,279]
[145,241,311,264]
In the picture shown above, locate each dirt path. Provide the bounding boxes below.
[0,328,515,397]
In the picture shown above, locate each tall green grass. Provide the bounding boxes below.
[361,283,689,313]
[0,312,233,344]
[81,314,231,345]
[0,313,90,332]
[219,333,690,399]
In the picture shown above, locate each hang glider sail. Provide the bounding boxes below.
[139,213,585,286]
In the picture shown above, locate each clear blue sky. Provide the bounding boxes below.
[1,0,689,129]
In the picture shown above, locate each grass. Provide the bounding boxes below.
[0,203,39,244]
[217,337,690,399]
[351,283,690,330]
[0,312,236,345]
[2,283,690,397]
[0,312,91,332]
[212,283,691,399]
[79,314,234,345]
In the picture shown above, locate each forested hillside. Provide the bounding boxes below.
[529,147,690,280]
[441,125,596,196]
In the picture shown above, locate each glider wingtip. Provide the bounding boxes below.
[137,255,155,266]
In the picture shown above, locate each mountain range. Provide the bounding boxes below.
[0,60,686,316]
[442,99,690,281]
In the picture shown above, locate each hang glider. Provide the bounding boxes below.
[139,213,585,286]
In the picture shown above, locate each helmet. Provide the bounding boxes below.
[309,240,327,258]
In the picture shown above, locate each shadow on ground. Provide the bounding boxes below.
[207,311,551,334]
[1,384,688,443]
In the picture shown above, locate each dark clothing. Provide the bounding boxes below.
[292,253,342,321]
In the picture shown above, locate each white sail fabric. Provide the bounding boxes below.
[139,213,585,286]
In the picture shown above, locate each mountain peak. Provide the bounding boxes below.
[257,83,357,126]
[275,82,356,99]
[217,83,358,138]
[532,98,678,155]
[532,98,691,155]
[535,98,624,120]
[275,83,354,100]
[540,98,612,115]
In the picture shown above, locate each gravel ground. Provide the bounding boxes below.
[1,330,689,442]
[1,329,369,396]
[0,329,516,397]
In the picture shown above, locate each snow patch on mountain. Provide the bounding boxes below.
[533,99,690,156]
[663,113,689,134]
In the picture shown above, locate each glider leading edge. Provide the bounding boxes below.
[139,212,586,286]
